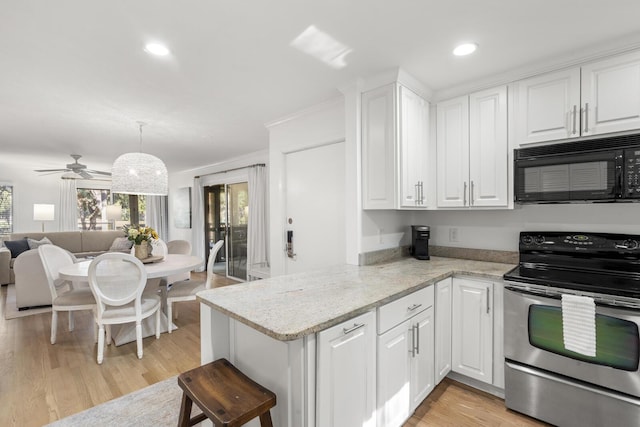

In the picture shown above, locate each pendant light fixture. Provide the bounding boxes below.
[111,122,168,196]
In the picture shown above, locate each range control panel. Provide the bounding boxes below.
[519,232,640,252]
[624,148,640,198]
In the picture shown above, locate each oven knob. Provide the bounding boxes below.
[624,239,639,249]
[534,235,545,245]
[522,235,534,245]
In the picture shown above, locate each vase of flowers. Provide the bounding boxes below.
[124,225,159,260]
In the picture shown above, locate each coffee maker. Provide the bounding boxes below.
[411,225,430,260]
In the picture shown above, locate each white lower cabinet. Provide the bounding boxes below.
[434,277,452,384]
[377,286,434,427]
[317,310,377,427]
[452,277,494,384]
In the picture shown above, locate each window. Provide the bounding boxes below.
[0,185,13,236]
[76,188,146,230]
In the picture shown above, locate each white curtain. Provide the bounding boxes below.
[59,178,77,231]
[191,177,205,272]
[248,165,268,271]
[146,195,168,240]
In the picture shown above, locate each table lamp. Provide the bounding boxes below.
[106,204,122,230]
[33,204,55,232]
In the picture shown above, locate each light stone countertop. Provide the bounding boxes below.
[197,256,516,341]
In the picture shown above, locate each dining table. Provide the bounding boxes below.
[59,253,204,346]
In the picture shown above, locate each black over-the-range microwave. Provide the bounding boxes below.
[514,133,640,203]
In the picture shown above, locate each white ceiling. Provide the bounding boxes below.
[2,0,640,175]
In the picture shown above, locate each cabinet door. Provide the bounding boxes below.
[581,51,640,136]
[434,277,452,385]
[399,85,429,209]
[469,86,509,207]
[514,68,581,145]
[317,311,376,427]
[377,321,411,427]
[437,96,469,207]
[410,307,435,412]
[362,84,396,210]
[452,278,493,384]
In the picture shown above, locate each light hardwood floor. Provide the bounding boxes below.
[0,273,548,427]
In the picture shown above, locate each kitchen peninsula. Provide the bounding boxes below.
[197,257,514,427]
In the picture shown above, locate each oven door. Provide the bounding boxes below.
[514,149,622,202]
[504,285,640,397]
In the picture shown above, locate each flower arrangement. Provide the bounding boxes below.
[123,225,159,245]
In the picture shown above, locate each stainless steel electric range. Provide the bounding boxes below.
[503,232,640,427]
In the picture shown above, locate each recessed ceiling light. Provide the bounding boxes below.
[453,43,478,56]
[144,43,170,56]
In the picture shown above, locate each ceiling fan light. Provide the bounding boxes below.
[111,152,168,195]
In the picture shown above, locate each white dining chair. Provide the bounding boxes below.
[166,240,224,333]
[166,239,192,285]
[87,253,161,364]
[167,239,191,255]
[39,244,96,345]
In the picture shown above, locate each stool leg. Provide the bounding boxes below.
[259,411,274,427]
[178,392,193,427]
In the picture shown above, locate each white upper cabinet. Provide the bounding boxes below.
[514,68,581,145]
[362,83,430,210]
[514,50,640,147]
[436,96,469,208]
[582,51,640,136]
[436,86,508,208]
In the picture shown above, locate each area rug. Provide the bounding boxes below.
[46,375,199,426]
[3,284,51,320]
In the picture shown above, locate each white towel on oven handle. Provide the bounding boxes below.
[561,293,596,357]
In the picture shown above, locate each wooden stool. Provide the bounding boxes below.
[177,358,276,427]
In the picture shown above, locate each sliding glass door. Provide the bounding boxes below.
[203,181,248,281]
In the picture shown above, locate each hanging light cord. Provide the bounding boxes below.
[137,121,147,153]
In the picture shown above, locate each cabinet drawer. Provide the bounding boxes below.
[378,285,434,334]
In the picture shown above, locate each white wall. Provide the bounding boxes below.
[267,97,348,276]
[0,161,112,234]
[367,203,640,253]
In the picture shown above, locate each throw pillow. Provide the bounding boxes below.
[4,238,30,258]
[109,237,133,253]
[27,236,53,250]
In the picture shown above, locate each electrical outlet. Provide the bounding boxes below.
[449,227,459,242]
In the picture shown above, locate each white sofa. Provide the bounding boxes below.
[2,231,125,309]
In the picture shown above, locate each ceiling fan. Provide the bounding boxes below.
[35,154,112,179]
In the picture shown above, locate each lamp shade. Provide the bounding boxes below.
[111,152,168,196]
[33,204,55,221]
[105,204,123,221]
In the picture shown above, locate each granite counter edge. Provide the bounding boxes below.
[197,267,511,341]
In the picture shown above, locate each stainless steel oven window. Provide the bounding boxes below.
[529,305,640,371]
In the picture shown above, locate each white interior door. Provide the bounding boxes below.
[285,141,345,274]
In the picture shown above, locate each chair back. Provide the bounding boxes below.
[151,239,168,257]
[88,253,147,317]
[38,244,75,299]
[205,240,225,289]
[167,240,192,255]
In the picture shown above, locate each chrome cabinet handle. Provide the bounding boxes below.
[343,323,365,335]
[407,303,423,312]
[463,182,467,206]
[410,324,418,357]
[486,287,490,314]
[470,180,475,206]
[419,181,423,205]
[584,102,589,133]
[572,105,577,135]
[415,323,420,355]
[414,182,419,204]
